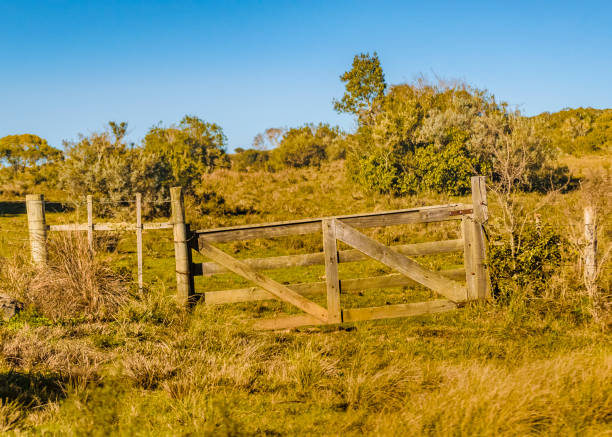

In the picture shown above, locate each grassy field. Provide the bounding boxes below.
[0,159,610,435]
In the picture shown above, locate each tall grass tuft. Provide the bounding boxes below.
[1,233,129,321]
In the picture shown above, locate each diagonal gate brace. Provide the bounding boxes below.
[333,219,467,302]
[198,238,329,322]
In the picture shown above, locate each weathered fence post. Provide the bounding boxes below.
[170,187,194,306]
[136,193,144,291]
[584,206,597,296]
[461,216,475,300]
[86,195,94,251]
[463,176,490,300]
[322,219,341,324]
[26,194,47,264]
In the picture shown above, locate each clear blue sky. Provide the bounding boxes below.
[1,0,611,151]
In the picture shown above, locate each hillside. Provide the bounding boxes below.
[0,157,610,435]
[533,107,612,154]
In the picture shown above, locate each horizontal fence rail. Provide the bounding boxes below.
[193,239,464,276]
[49,222,173,231]
[195,204,473,243]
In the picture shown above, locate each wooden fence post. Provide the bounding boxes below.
[170,187,194,306]
[26,194,47,264]
[584,206,597,296]
[461,216,475,300]
[87,195,94,251]
[463,176,490,300]
[136,193,143,291]
[322,219,341,324]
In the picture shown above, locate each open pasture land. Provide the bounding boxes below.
[0,159,611,436]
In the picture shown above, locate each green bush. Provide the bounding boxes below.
[343,80,568,196]
[60,131,171,216]
[144,115,230,190]
[350,129,487,196]
[231,149,271,171]
[488,222,563,303]
[272,124,342,168]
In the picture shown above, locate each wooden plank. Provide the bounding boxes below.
[334,219,467,302]
[49,223,88,231]
[196,239,464,276]
[342,300,457,323]
[322,219,341,323]
[136,193,143,291]
[143,222,173,230]
[49,222,172,232]
[196,204,473,243]
[198,239,329,322]
[94,222,136,231]
[203,270,466,305]
[253,300,457,330]
[253,314,323,330]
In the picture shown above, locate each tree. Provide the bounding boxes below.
[0,134,61,172]
[252,127,285,151]
[144,115,229,189]
[108,121,128,145]
[333,52,386,124]
[60,128,171,216]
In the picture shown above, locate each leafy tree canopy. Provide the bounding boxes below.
[144,115,229,189]
[0,134,62,171]
[60,123,171,216]
[345,77,565,196]
[333,52,386,124]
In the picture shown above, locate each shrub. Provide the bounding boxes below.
[351,128,488,195]
[488,222,563,303]
[271,123,342,168]
[60,129,171,217]
[231,148,271,171]
[144,115,230,190]
[344,80,568,196]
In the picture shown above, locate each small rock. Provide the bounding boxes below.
[0,294,24,321]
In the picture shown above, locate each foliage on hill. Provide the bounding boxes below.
[231,123,345,171]
[60,128,171,214]
[143,115,230,189]
[0,134,62,196]
[533,107,612,154]
[344,81,564,196]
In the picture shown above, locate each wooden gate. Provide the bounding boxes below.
[170,177,490,330]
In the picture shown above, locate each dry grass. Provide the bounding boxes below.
[0,156,610,435]
[0,399,23,433]
[1,232,130,321]
[372,352,612,436]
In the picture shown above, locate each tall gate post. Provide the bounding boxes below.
[467,176,490,299]
[26,194,48,265]
[170,187,194,306]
